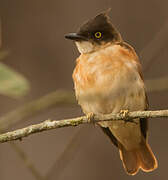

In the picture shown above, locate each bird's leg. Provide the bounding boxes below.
[86,112,95,124]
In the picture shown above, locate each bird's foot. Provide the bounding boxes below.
[119,110,129,118]
[86,112,95,124]
[119,110,137,124]
[119,110,130,123]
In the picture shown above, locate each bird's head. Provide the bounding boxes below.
[65,10,122,54]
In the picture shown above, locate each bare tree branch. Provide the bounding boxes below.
[0,90,75,131]
[0,109,168,144]
[0,76,167,132]
[30,21,168,179]
[0,90,75,180]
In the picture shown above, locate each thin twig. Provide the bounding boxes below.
[0,90,75,131]
[0,76,167,132]
[41,76,168,179]
[42,21,168,179]
[0,90,75,180]
[0,109,168,144]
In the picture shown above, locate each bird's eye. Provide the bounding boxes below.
[94,32,102,39]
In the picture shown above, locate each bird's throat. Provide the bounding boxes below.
[75,41,95,54]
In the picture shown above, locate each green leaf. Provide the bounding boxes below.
[0,62,30,98]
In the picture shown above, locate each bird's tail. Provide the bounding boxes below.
[119,139,158,175]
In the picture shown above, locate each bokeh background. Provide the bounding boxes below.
[0,0,168,179]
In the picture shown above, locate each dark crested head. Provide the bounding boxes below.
[65,11,122,44]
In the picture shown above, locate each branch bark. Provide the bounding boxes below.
[0,90,75,131]
[0,109,167,144]
[0,76,167,132]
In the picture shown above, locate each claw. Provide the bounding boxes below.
[119,110,137,124]
[86,112,95,123]
[119,110,129,118]
[119,110,129,123]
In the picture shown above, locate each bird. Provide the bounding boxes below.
[65,10,158,175]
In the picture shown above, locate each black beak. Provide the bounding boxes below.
[65,33,87,41]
